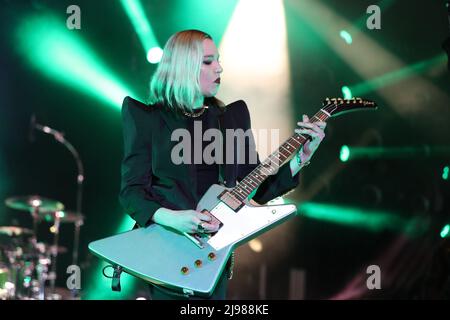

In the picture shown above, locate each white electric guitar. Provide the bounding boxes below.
[88,98,377,297]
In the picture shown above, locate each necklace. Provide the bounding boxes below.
[183,106,208,118]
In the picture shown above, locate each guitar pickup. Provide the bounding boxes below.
[218,191,244,212]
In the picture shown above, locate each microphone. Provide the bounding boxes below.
[29,114,36,142]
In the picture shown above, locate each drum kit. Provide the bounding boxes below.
[0,195,84,300]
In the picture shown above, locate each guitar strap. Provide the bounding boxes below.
[111,265,122,291]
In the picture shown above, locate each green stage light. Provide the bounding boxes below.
[299,202,426,235]
[15,14,136,109]
[441,224,450,238]
[120,0,160,62]
[147,47,163,64]
[170,0,239,44]
[349,54,447,97]
[339,30,352,44]
[443,166,449,180]
[341,86,353,99]
[340,145,350,162]
[338,146,450,161]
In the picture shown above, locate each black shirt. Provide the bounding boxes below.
[187,106,221,198]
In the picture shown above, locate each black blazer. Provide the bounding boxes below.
[119,96,300,227]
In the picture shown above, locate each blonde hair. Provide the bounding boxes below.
[149,30,220,113]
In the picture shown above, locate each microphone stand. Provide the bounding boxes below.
[33,121,84,299]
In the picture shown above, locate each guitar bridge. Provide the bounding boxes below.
[183,232,209,248]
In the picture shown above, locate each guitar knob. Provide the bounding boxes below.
[208,252,216,261]
[194,259,203,268]
[180,266,189,275]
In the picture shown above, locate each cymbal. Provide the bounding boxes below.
[27,243,68,259]
[5,195,64,213]
[45,286,76,300]
[0,226,33,237]
[39,211,85,224]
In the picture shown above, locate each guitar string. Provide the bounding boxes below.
[229,103,335,201]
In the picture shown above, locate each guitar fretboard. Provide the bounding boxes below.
[229,109,331,201]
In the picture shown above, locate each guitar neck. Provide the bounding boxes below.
[228,108,331,201]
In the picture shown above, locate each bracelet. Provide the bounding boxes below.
[296,153,311,168]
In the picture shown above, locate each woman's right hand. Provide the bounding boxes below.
[152,208,219,234]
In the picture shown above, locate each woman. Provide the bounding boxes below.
[119,30,326,299]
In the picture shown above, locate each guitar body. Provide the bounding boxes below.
[89,97,377,297]
[88,184,297,297]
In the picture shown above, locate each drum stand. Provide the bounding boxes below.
[46,213,61,300]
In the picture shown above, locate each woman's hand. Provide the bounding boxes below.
[152,208,219,234]
[295,115,326,164]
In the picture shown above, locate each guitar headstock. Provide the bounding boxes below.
[322,97,377,117]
